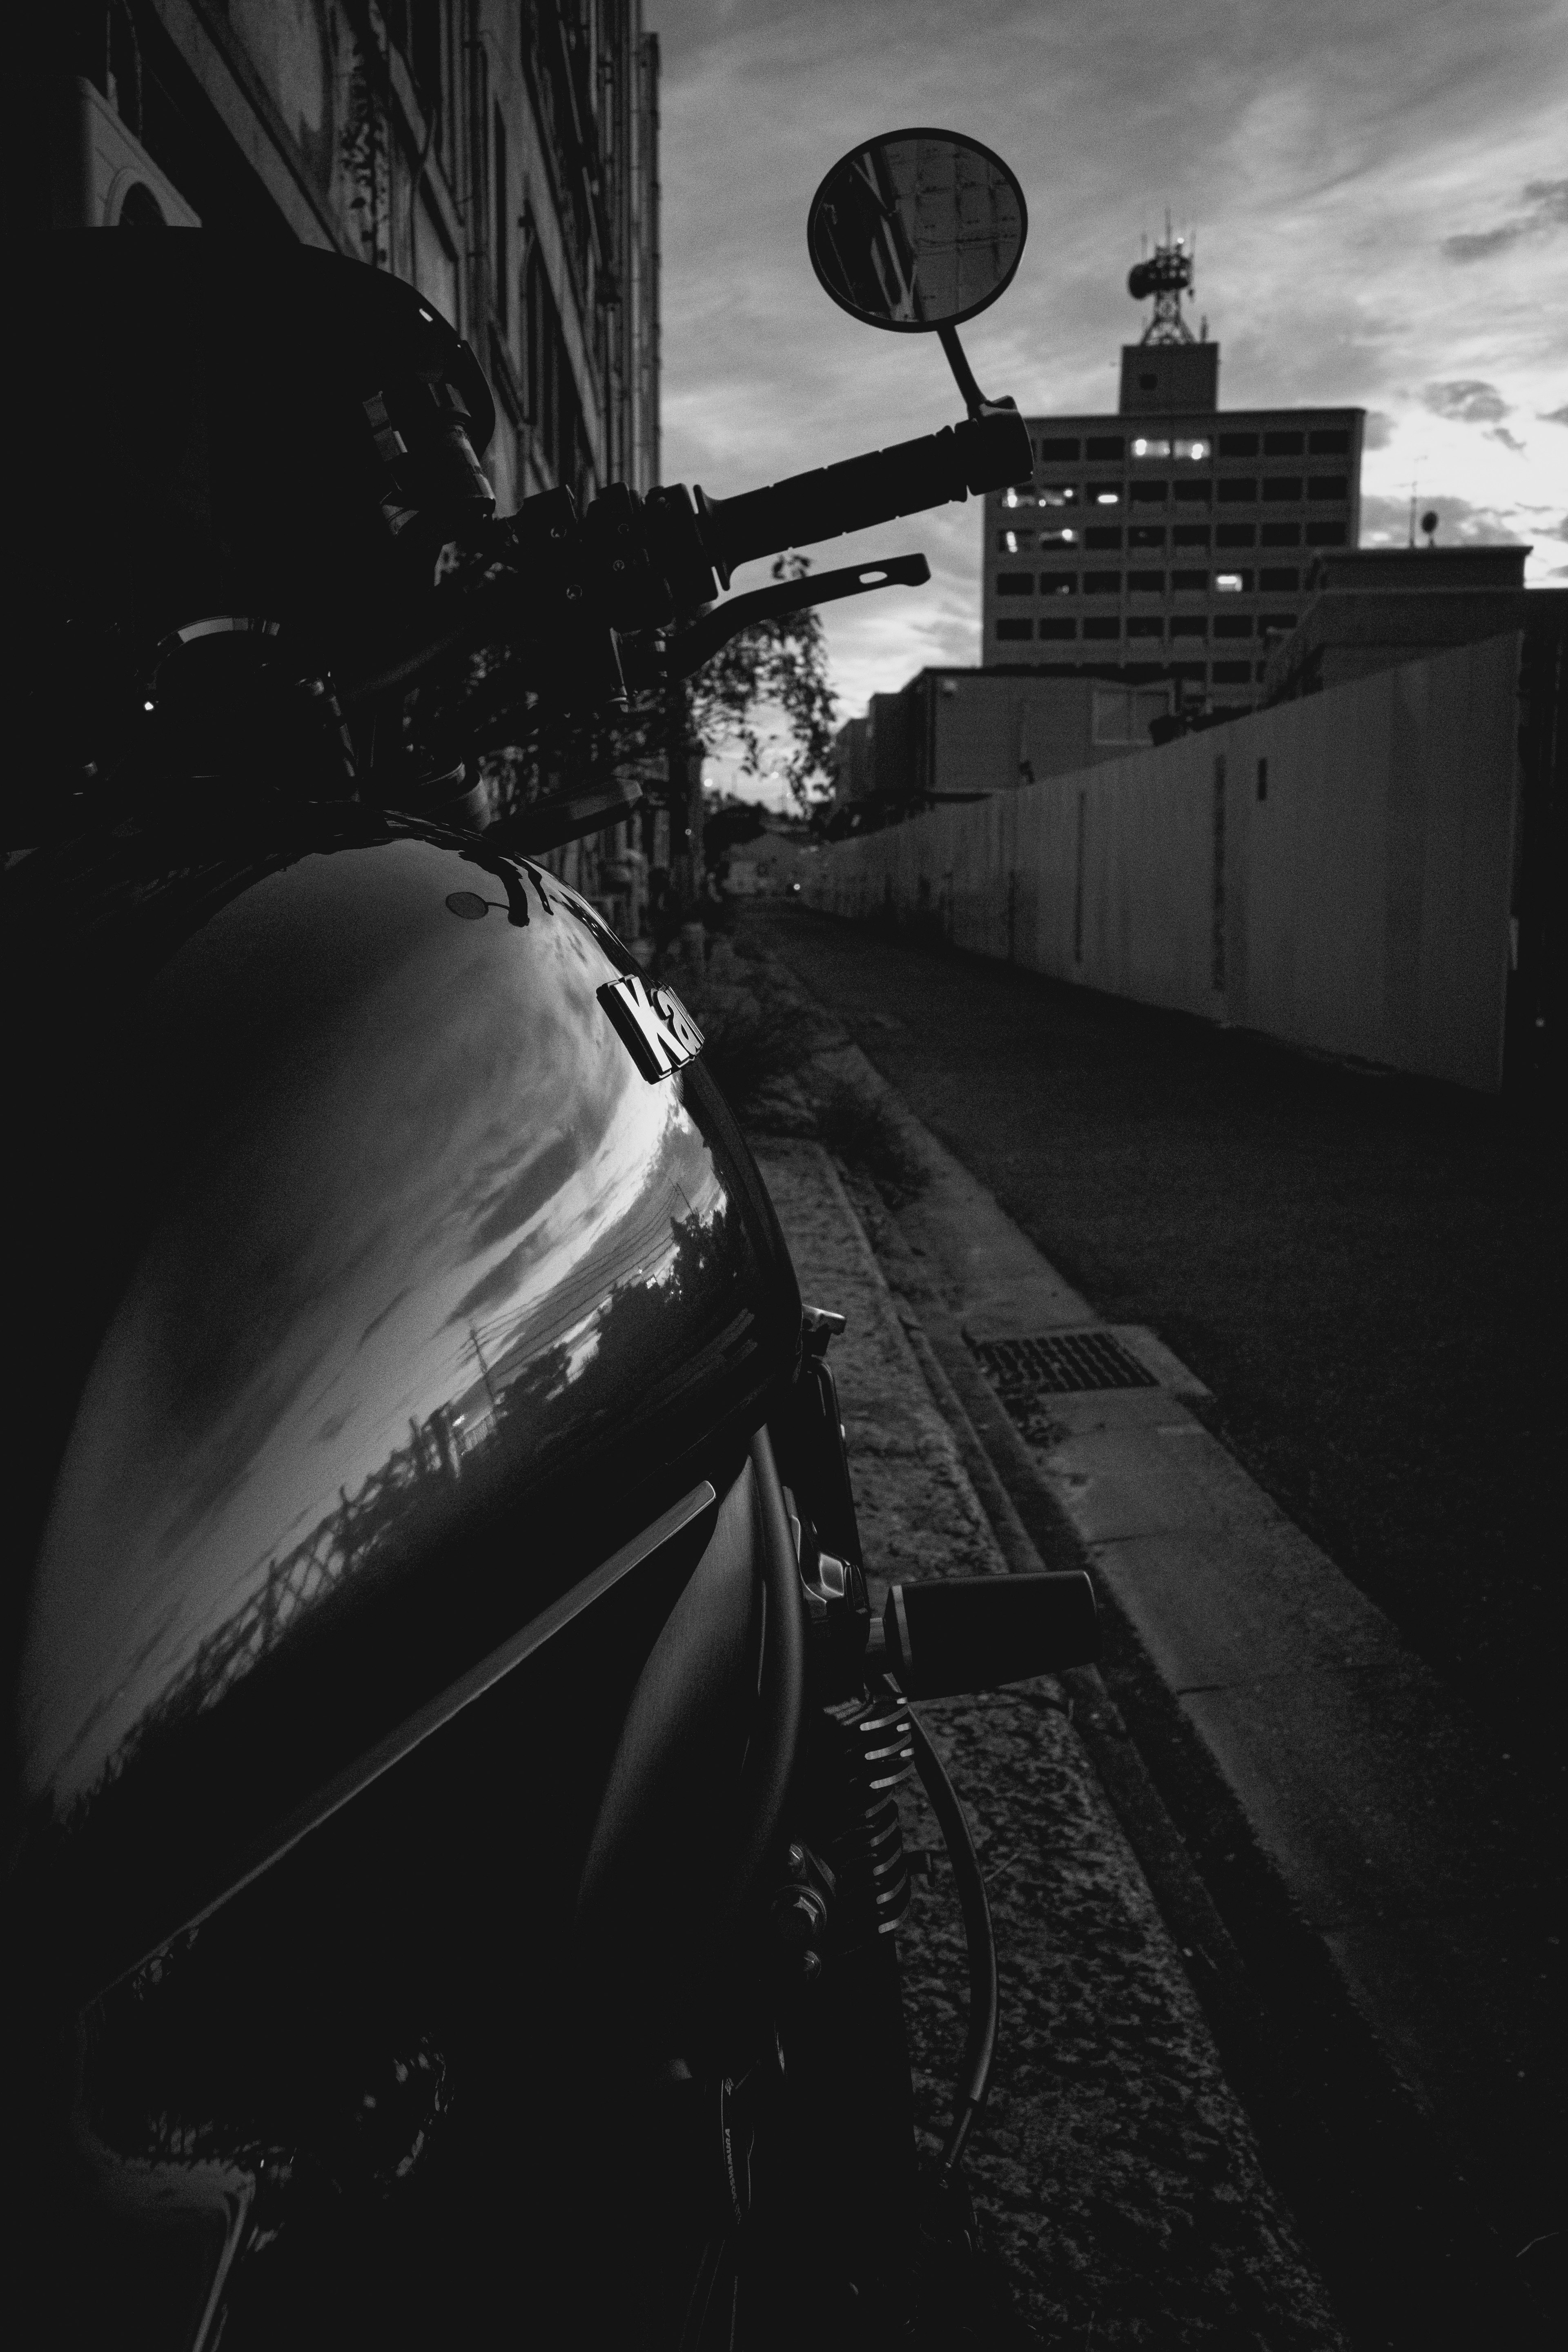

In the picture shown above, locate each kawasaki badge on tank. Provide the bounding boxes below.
[7,132,1096,2350]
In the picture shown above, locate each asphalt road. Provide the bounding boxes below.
[749,903,1562,1778]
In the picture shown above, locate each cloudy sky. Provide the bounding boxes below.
[652,0,1568,804]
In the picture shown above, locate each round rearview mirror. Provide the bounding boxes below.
[807,129,1027,334]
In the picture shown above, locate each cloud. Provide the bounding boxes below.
[1543,405,1568,426]
[1442,175,1568,262]
[1423,379,1511,423]
[657,4,1568,720]
[1486,425,1526,454]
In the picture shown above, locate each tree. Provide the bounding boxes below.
[450,554,839,829]
[686,555,838,815]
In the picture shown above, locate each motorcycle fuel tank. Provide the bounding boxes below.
[6,820,799,1998]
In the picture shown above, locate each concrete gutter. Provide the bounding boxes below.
[754,1137,1347,2347]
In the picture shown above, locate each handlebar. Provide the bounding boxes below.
[697,408,1033,581]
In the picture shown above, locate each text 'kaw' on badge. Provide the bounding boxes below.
[598,972,705,1082]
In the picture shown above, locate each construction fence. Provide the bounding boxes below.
[803,632,1522,1093]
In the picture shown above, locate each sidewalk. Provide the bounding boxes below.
[797,1033,1559,2308]
[755,1138,1346,2348]
[712,909,1560,2338]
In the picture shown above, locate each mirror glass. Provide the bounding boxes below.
[808,130,1026,333]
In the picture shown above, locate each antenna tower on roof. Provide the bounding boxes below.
[1126,220,1196,345]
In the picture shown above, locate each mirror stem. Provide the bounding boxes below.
[938,324,1013,422]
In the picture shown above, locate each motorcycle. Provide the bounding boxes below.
[7,131,1099,2348]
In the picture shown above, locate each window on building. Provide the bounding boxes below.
[1173,480,1213,503]
[998,529,1034,553]
[1309,429,1350,454]
[524,246,589,499]
[1214,614,1254,637]
[1256,756,1269,802]
[411,0,443,111]
[1307,475,1348,500]
[1172,659,1208,681]
[1039,526,1079,546]
[1173,524,1211,548]
[995,572,1033,595]
[1093,488,1122,506]
[1174,437,1211,459]
[1306,521,1348,546]
[1128,525,1166,547]
[492,106,510,334]
[1038,617,1077,639]
[1038,484,1078,506]
[996,617,1033,640]
[1258,613,1298,638]
[1216,523,1256,547]
[1082,616,1122,638]
[1172,567,1209,590]
[1039,570,1077,595]
[1083,570,1121,593]
[1263,430,1305,456]
[1260,522,1302,547]
[1093,685,1173,742]
[1218,432,1259,457]
[1127,569,1165,592]
[1130,437,1171,458]
[1086,435,1125,459]
[1171,615,1208,637]
[1036,436,1080,460]
[1218,477,1257,501]
[1212,660,1252,683]
[1130,481,1169,503]
[1126,616,1165,637]
[1262,476,1303,501]
[1215,570,1252,592]
[1260,567,1300,591]
[1002,486,1028,508]
[1085,526,1123,550]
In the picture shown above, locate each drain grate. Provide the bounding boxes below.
[970,1330,1158,1396]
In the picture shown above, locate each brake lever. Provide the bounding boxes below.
[666,552,930,680]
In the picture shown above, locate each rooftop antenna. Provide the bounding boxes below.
[1127,213,1196,344]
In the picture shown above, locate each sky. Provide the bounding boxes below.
[650,0,1568,806]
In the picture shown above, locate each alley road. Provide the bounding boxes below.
[751,903,1561,1775]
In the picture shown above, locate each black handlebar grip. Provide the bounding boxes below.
[702,409,1034,578]
[884,1568,1099,1699]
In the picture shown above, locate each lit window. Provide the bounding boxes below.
[1004,488,1020,509]
[1131,437,1171,458]
[1038,485,1078,507]
[1174,437,1210,460]
[1040,527,1078,545]
[1004,531,1019,554]
[1216,572,1245,592]
[1095,490,1120,506]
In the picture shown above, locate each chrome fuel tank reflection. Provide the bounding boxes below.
[19,837,783,1863]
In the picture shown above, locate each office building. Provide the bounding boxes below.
[982,232,1364,715]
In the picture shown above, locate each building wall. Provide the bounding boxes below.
[985,404,1364,713]
[38,3,659,516]
[804,633,1522,1093]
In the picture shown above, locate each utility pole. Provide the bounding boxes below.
[469,1321,499,1417]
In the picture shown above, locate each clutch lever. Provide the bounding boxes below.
[666,552,930,680]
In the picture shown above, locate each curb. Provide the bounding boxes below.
[797,1033,1557,2350]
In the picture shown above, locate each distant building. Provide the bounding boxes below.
[981,230,1363,716]
[827,667,1179,824]
[1261,545,1542,701]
